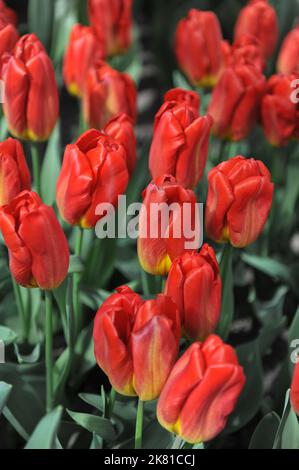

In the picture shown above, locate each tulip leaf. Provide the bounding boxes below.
[68,255,85,275]
[40,124,62,206]
[66,410,116,442]
[173,70,193,91]
[0,382,12,415]
[273,390,299,449]
[249,412,280,449]
[28,0,54,51]
[225,339,263,434]
[217,244,234,341]
[0,326,18,345]
[50,0,78,65]
[25,406,63,449]
[289,306,299,375]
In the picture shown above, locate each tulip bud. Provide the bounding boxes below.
[234,0,278,60]
[208,63,266,141]
[0,138,31,206]
[163,88,200,110]
[93,289,180,400]
[88,0,132,57]
[138,175,200,276]
[63,24,105,98]
[149,89,212,189]
[56,129,129,229]
[104,113,136,176]
[0,191,69,289]
[277,25,299,75]
[157,335,245,444]
[205,156,274,248]
[83,61,136,130]
[291,362,299,416]
[0,0,17,26]
[261,73,299,147]
[0,12,18,62]
[175,9,225,88]
[1,34,59,142]
[229,34,265,71]
[164,244,221,341]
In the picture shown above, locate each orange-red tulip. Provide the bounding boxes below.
[228,34,265,71]
[208,63,266,141]
[0,138,31,206]
[56,129,129,229]
[104,113,136,176]
[88,0,132,56]
[164,244,221,341]
[138,175,200,276]
[157,335,245,444]
[0,191,69,289]
[63,24,105,98]
[93,289,180,400]
[261,73,299,147]
[1,34,59,142]
[205,156,274,248]
[0,0,17,26]
[149,88,212,189]
[0,11,18,63]
[291,362,299,416]
[83,61,136,130]
[277,25,299,74]
[234,0,278,60]
[175,9,225,88]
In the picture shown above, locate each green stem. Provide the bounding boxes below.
[12,278,27,342]
[73,227,84,338]
[216,243,234,341]
[108,387,116,420]
[134,399,144,449]
[45,290,54,412]
[218,140,230,164]
[31,144,41,195]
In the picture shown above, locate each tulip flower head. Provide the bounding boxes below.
[0,191,69,289]
[205,156,274,248]
[138,175,200,276]
[234,0,279,60]
[56,129,129,229]
[228,34,265,71]
[1,34,59,142]
[94,289,180,401]
[0,0,17,26]
[149,88,212,189]
[208,63,266,141]
[157,335,245,444]
[88,0,132,57]
[63,24,105,98]
[291,362,299,416]
[261,73,299,147]
[0,138,31,206]
[83,61,136,130]
[0,11,18,63]
[277,24,299,75]
[104,113,136,176]
[165,244,221,341]
[175,9,226,88]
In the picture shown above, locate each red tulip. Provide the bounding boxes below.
[0,138,31,206]
[163,88,200,110]
[291,362,299,416]
[83,61,136,130]
[234,0,278,60]
[261,73,299,147]
[175,9,225,88]
[205,156,274,248]
[56,129,129,229]
[0,0,17,26]
[208,63,266,141]
[277,25,299,75]
[0,12,18,63]
[1,34,59,142]
[149,89,212,189]
[229,34,265,71]
[0,191,69,289]
[138,175,200,276]
[63,24,105,98]
[88,0,132,56]
[157,335,245,443]
[104,113,136,176]
[93,289,180,400]
[164,244,221,341]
